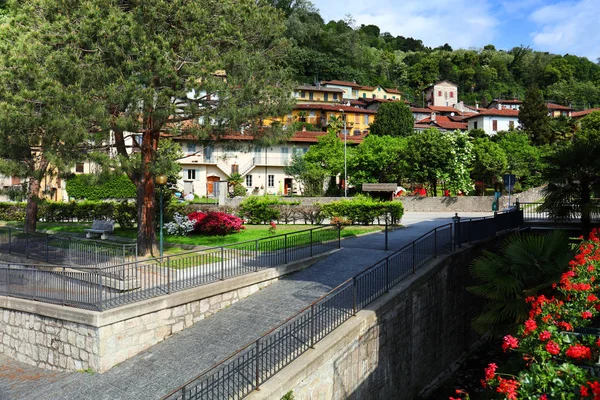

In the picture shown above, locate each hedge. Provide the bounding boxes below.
[320,197,403,225]
[238,196,300,224]
[66,174,136,200]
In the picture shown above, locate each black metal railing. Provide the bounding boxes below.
[0,225,341,311]
[520,202,600,222]
[161,210,523,400]
[0,227,137,267]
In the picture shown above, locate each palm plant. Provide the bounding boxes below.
[468,231,574,337]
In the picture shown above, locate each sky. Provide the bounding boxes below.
[311,0,600,61]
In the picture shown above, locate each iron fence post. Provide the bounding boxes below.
[255,240,259,272]
[220,247,225,280]
[494,211,498,235]
[45,234,49,262]
[412,242,416,273]
[352,277,357,315]
[310,304,315,348]
[181,385,187,400]
[254,339,261,391]
[25,231,29,259]
[452,213,461,249]
[98,270,103,311]
[167,256,171,294]
[62,267,66,306]
[284,234,288,264]
[310,230,313,257]
[385,214,389,251]
[8,228,11,253]
[68,236,72,266]
[6,264,10,295]
[385,257,390,292]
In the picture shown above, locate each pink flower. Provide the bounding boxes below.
[502,335,519,352]
[484,363,497,381]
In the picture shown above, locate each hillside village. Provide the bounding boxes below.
[0,77,596,201]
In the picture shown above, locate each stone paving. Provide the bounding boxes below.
[0,212,491,400]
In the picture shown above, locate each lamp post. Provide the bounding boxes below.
[339,109,347,198]
[155,174,168,258]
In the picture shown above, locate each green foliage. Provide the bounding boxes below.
[369,101,414,137]
[238,196,300,224]
[320,195,403,225]
[232,184,247,197]
[404,129,451,194]
[350,135,407,187]
[495,131,543,188]
[66,174,136,200]
[468,231,573,337]
[37,200,137,223]
[0,202,26,221]
[471,138,508,184]
[114,200,137,229]
[284,152,328,196]
[519,84,553,145]
[280,390,295,400]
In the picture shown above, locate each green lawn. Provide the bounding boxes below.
[0,221,383,249]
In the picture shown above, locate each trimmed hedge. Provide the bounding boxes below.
[66,174,136,200]
[320,197,403,225]
[0,202,27,221]
[238,196,300,224]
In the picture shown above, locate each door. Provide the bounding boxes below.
[184,181,194,195]
[207,176,220,195]
[284,178,293,195]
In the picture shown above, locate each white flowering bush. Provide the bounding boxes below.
[164,212,194,236]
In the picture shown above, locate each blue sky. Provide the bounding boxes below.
[311,0,600,61]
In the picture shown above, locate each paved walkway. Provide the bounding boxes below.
[0,212,491,400]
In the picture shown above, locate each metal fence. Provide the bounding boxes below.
[161,210,523,400]
[0,225,340,311]
[0,227,137,267]
[520,202,600,223]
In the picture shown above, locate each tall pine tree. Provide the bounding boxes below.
[519,84,553,145]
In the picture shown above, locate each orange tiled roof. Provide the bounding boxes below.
[415,115,468,130]
[294,103,377,114]
[490,99,522,105]
[546,102,573,111]
[464,108,519,119]
[428,106,461,113]
[572,108,600,118]
[296,85,344,93]
[411,107,431,113]
[321,80,363,89]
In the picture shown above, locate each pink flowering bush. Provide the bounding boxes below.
[187,211,244,236]
[457,229,600,399]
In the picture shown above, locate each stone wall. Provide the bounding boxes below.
[249,239,502,400]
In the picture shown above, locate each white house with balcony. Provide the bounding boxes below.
[465,109,520,135]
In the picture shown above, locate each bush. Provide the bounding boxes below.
[238,196,299,224]
[114,201,137,229]
[188,211,244,236]
[66,174,136,200]
[0,202,26,221]
[320,196,403,225]
[164,213,195,236]
[297,204,323,224]
[232,184,247,197]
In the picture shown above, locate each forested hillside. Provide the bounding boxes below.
[271,0,600,109]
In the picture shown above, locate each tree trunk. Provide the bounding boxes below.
[24,177,40,233]
[136,130,160,256]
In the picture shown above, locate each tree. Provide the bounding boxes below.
[495,132,543,188]
[471,138,508,187]
[369,101,414,137]
[541,126,600,238]
[519,84,553,145]
[283,152,328,196]
[404,129,451,195]
[19,0,294,255]
[349,135,407,187]
[0,2,97,232]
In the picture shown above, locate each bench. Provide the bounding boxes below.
[84,220,115,240]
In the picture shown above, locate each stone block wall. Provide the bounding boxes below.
[0,310,99,371]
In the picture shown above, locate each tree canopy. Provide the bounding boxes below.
[368,101,414,136]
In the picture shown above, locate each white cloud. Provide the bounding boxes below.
[529,0,600,60]
[312,0,499,50]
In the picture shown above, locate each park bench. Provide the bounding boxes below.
[84,220,115,240]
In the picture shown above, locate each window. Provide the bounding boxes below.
[134,135,143,146]
[492,120,498,131]
[300,91,305,98]
[76,163,84,173]
[474,121,478,130]
[363,93,366,98]
[364,115,369,125]
[450,92,454,98]
[245,175,253,187]
[378,87,381,92]
[354,114,359,124]
[268,175,275,187]
[372,94,376,99]
[509,121,515,130]
[333,93,338,100]
[392,96,396,100]
[187,143,196,154]
[324,93,329,102]
[231,164,239,175]
[186,169,196,180]
[438,90,442,97]
[309,92,313,101]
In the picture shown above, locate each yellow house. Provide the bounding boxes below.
[293,85,344,104]
[358,85,402,101]
[293,104,375,135]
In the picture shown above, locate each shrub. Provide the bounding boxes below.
[165,212,195,236]
[66,174,136,200]
[188,211,244,236]
[114,201,137,229]
[0,202,26,221]
[232,184,247,197]
[238,196,299,224]
[297,204,323,225]
[320,196,403,225]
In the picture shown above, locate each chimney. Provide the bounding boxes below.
[475,101,479,109]
[431,112,436,122]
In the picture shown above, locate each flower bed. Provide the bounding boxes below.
[165,211,244,236]
[455,229,600,399]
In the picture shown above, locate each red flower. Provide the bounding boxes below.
[588,294,599,302]
[539,331,551,341]
[484,363,497,381]
[589,381,600,395]
[566,344,592,360]
[582,311,593,319]
[557,321,573,331]
[502,335,519,352]
[496,377,519,400]
[581,385,590,397]
[540,395,548,400]
[546,341,561,355]
[596,338,600,348]
[523,319,537,335]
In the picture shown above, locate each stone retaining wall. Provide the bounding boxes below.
[249,239,502,400]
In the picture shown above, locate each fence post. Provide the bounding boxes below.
[6,264,10,295]
[452,213,461,249]
[167,256,171,294]
[8,228,11,254]
[45,234,49,262]
[25,231,29,259]
[310,304,315,348]
[255,240,259,272]
[310,230,313,257]
[494,211,498,235]
[68,236,72,266]
[62,267,66,306]
[412,242,416,273]
[385,257,390,292]
[254,339,261,391]
[220,247,225,280]
[97,270,103,311]
[122,245,126,265]
[352,277,357,315]
[284,234,288,264]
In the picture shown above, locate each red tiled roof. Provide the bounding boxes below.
[296,85,344,93]
[546,102,573,111]
[463,109,519,119]
[411,107,431,113]
[572,108,600,118]
[321,80,363,89]
[428,106,461,113]
[294,103,377,114]
[359,85,375,91]
[415,115,467,130]
[289,131,366,143]
[384,88,402,94]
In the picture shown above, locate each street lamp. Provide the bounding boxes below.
[339,109,347,198]
[155,174,168,258]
